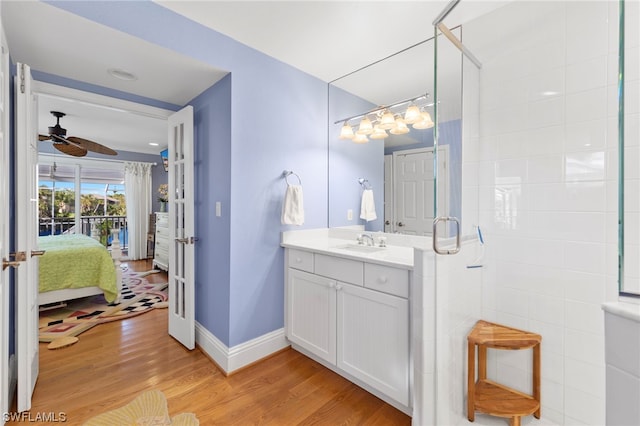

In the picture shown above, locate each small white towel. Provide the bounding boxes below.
[360,189,377,222]
[282,184,305,225]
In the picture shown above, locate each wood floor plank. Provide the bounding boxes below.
[9,260,411,425]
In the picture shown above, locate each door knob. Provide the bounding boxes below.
[2,258,21,271]
[397,222,405,227]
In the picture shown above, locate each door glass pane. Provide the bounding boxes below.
[38,163,75,235]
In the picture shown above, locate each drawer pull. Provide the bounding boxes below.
[378,276,388,284]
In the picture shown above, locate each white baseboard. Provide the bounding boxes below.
[195,322,289,374]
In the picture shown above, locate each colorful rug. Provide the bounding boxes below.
[83,389,199,425]
[39,268,168,345]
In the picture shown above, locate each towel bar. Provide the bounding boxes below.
[282,170,302,185]
[358,178,372,190]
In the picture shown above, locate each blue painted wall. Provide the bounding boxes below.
[49,1,328,347]
[328,85,383,232]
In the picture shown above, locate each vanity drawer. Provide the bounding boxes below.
[315,254,363,286]
[288,249,314,273]
[364,263,409,298]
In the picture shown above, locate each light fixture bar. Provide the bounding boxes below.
[334,92,431,125]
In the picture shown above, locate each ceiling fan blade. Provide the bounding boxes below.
[53,142,87,157]
[38,134,51,141]
[67,136,117,156]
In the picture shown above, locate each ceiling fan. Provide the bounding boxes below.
[38,111,117,157]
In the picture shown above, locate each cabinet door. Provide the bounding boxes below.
[337,283,409,406]
[287,269,336,364]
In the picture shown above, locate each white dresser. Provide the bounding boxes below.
[153,212,169,271]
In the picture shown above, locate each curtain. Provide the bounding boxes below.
[124,162,152,260]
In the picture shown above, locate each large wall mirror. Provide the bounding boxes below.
[620,0,640,296]
[328,28,463,236]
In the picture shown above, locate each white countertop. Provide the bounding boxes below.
[281,238,414,269]
[602,301,640,323]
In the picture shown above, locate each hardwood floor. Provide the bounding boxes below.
[12,260,411,425]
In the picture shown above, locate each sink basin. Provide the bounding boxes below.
[333,243,386,253]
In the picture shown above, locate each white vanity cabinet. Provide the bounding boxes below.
[285,248,410,410]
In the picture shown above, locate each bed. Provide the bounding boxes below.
[38,234,120,305]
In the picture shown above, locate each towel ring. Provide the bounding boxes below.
[283,170,302,186]
[358,178,372,190]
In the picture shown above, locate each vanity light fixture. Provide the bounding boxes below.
[403,104,422,124]
[389,118,410,135]
[412,111,435,129]
[335,92,434,143]
[370,126,388,140]
[356,116,374,135]
[352,133,369,143]
[379,110,396,130]
[339,121,355,139]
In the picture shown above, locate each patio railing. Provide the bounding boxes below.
[39,215,128,250]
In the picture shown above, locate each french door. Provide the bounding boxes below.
[15,62,40,412]
[167,105,195,349]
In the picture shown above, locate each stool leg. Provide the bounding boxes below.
[533,343,541,419]
[478,345,487,380]
[468,341,475,422]
[510,416,521,426]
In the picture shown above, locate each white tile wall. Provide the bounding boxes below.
[457,1,622,424]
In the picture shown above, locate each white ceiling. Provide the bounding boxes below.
[1,0,507,155]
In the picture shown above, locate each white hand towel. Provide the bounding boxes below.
[281,184,305,225]
[360,189,377,222]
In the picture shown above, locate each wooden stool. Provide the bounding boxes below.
[467,320,541,426]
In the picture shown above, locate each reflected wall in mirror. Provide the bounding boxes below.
[620,0,640,296]
[328,28,462,235]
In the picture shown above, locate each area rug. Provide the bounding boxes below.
[83,389,199,425]
[39,268,168,345]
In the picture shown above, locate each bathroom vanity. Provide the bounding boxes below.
[282,228,415,414]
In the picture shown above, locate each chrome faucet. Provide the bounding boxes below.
[359,233,375,246]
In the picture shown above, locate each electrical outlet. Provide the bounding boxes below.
[347,209,353,220]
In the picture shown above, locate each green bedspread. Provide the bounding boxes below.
[38,234,118,303]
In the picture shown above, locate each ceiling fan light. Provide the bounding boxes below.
[370,126,388,140]
[356,116,373,135]
[413,111,435,129]
[389,118,410,135]
[378,111,396,130]
[404,105,421,124]
[352,133,369,143]
[339,122,355,139]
